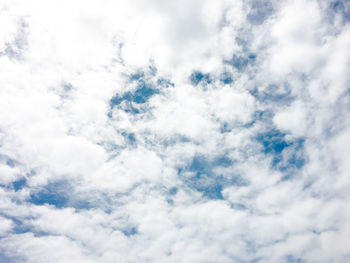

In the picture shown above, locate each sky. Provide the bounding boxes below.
[0,0,349,262]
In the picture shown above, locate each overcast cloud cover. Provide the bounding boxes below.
[0,0,350,262]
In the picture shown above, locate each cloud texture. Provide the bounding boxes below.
[0,0,350,262]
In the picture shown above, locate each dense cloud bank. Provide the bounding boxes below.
[0,0,350,262]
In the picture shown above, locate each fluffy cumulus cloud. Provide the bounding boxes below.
[0,0,349,262]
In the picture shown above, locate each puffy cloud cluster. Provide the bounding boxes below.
[0,0,349,262]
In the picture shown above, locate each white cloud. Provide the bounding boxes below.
[273,101,309,136]
[0,217,13,236]
[0,0,350,262]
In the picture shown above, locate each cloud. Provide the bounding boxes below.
[0,0,349,262]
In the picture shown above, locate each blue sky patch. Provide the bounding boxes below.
[179,154,244,200]
[220,72,233,84]
[109,71,162,116]
[110,83,159,107]
[121,132,137,147]
[257,129,291,154]
[29,188,69,208]
[187,173,224,200]
[225,54,256,71]
[157,77,174,88]
[132,83,159,104]
[129,71,145,81]
[247,0,274,25]
[121,226,138,237]
[330,0,350,22]
[190,71,212,86]
[10,216,32,235]
[213,155,233,168]
[27,181,90,209]
[186,154,237,177]
[257,130,305,173]
[250,84,294,105]
[12,178,26,191]
[169,187,178,195]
